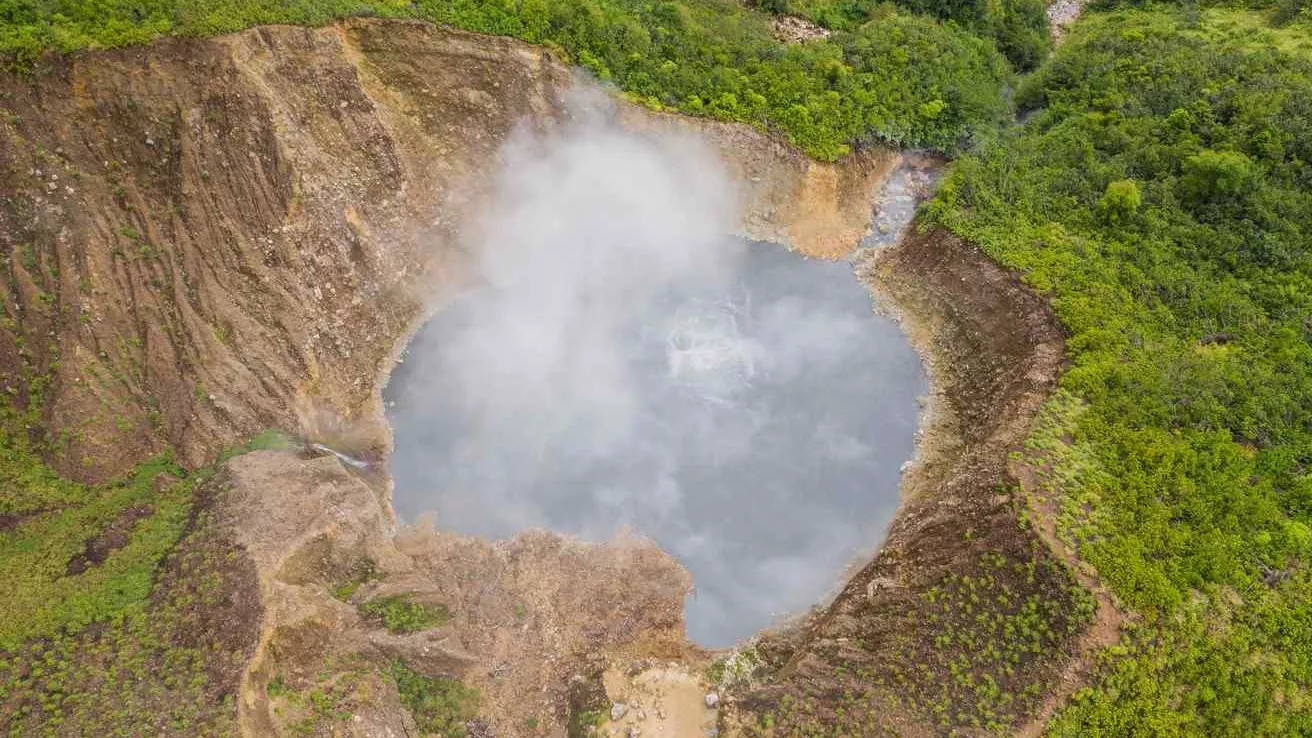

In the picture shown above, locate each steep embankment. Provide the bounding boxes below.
[0,21,577,483]
[0,19,1087,738]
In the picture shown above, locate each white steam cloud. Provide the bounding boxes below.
[387,91,925,646]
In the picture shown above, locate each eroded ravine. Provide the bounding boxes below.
[0,19,1085,737]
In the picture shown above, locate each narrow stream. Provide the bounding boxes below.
[385,129,938,647]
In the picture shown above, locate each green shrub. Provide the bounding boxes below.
[389,660,479,738]
[1098,179,1140,223]
[1178,149,1255,205]
[359,594,450,633]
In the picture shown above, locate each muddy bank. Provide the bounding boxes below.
[1,18,1089,737]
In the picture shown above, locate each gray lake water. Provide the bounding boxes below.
[385,240,927,647]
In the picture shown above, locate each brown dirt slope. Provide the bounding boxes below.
[0,21,572,482]
[221,448,693,738]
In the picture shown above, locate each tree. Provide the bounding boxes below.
[1099,179,1141,224]
[1179,150,1254,206]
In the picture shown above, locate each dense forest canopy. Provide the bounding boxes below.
[927,8,1312,734]
[779,0,1050,70]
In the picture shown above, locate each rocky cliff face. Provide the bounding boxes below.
[0,21,580,482]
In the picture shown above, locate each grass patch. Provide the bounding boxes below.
[330,557,381,601]
[216,428,298,464]
[0,487,259,737]
[0,451,195,649]
[0,427,296,649]
[1192,8,1312,55]
[566,709,606,738]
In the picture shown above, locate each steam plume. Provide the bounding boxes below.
[387,90,925,646]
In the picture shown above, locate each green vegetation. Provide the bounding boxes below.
[785,0,1049,70]
[566,708,607,738]
[867,549,1094,734]
[265,654,380,736]
[359,594,451,633]
[0,451,196,649]
[439,0,1013,156]
[0,424,295,649]
[216,427,298,463]
[564,667,610,738]
[926,8,1312,734]
[1,495,256,737]
[707,645,763,688]
[912,552,1096,731]
[388,660,479,738]
[0,421,297,734]
[740,537,1094,736]
[267,657,478,737]
[0,0,1013,158]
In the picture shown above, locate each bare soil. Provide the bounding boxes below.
[773,16,833,44]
